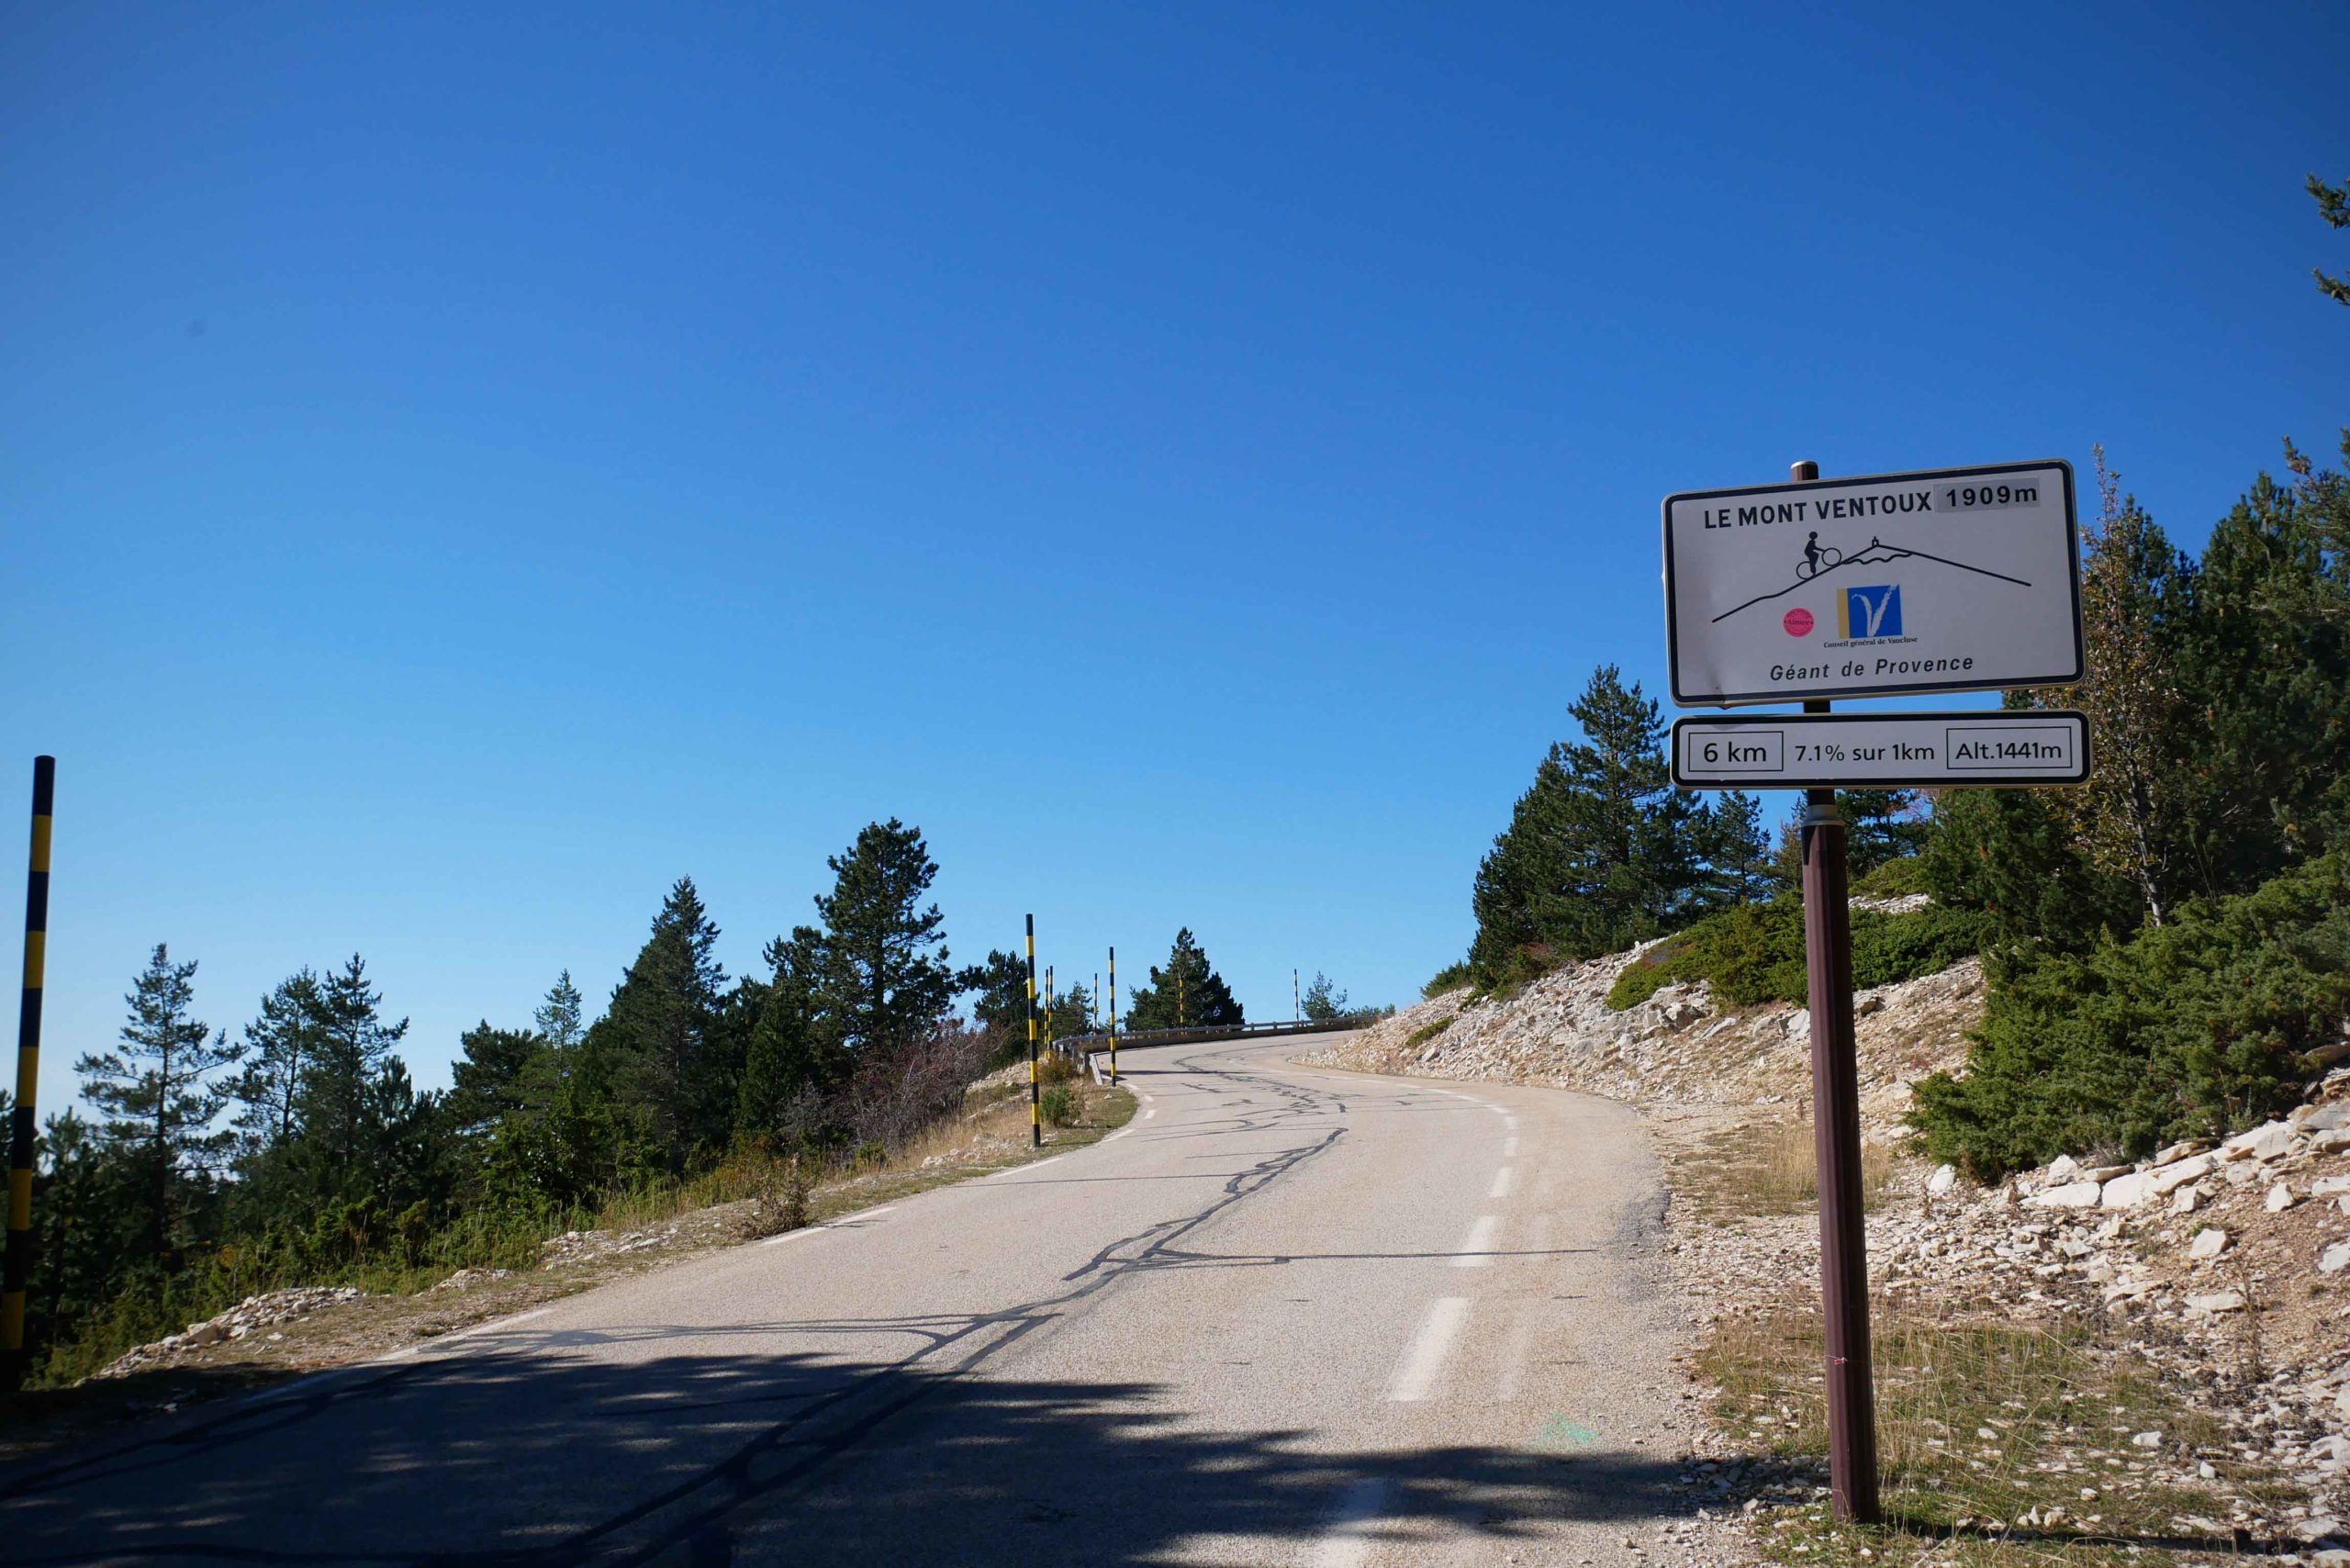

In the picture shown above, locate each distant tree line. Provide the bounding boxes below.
[15,817,1018,1383]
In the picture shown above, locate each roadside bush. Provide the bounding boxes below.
[1852,854,1929,899]
[1404,1016,1453,1050]
[1912,850,2350,1177]
[746,1154,811,1238]
[1041,1084,1077,1126]
[1852,904,1993,988]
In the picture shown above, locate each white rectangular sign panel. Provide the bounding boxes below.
[1672,711,2091,789]
[1663,461,2083,707]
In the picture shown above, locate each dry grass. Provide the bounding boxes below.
[571,1075,1135,1239]
[1674,1117,1896,1222]
[1704,1294,2252,1566]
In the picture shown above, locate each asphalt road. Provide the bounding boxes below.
[2,1036,1694,1567]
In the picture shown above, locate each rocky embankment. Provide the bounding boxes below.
[1306,929,1982,1138]
[97,1287,367,1378]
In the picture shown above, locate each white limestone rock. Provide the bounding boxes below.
[2027,1180,2104,1209]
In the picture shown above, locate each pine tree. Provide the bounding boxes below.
[28,1108,128,1367]
[535,970,586,1050]
[290,955,411,1205]
[734,927,840,1141]
[2056,448,2198,925]
[1697,790,1776,906]
[74,945,241,1263]
[232,968,324,1155]
[2175,461,2350,895]
[448,1023,548,1137]
[1470,755,1575,980]
[811,820,955,1058]
[1045,981,1092,1040]
[1471,666,1697,979]
[1922,771,2137,952]
[957,949,1032,1040]
[588,877,727,1170]
[1841,790,1929,879]
[1301,971,1348,1020]
[1125,929,1244,1029]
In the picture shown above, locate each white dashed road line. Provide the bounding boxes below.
[1384,1296,1471,1403]
[1488,1166,1515,1200]
[1450,1215,1499,1268]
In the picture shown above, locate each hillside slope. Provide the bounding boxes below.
[1307,940,1984,1138]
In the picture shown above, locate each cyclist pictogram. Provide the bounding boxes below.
[1796,532,1844,580]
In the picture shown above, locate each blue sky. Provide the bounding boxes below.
[5,2,2346,1109]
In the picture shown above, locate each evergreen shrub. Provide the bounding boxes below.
[1912,851,2350,1177]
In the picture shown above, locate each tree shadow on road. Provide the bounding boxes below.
[2,1337,1697,1566]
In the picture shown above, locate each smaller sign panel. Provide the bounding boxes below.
[1662,460,2083,706]
[1672,711,2090,790]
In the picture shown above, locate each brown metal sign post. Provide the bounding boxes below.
[1789,459,1882,1524]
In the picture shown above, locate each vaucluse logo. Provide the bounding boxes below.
[1839,584,1903,639]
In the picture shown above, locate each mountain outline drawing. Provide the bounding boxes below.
[1708,538,2031,624]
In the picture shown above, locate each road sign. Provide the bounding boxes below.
[1663,460,2082,707]
[1672,710,2090,789]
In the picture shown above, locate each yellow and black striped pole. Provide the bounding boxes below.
[1044,966,1055,1063]
[4,756,55,1388]
[1024,914,1040,1149]
[1108,946,1117,1085]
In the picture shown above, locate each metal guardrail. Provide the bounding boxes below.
[1060,1016,1361,1054]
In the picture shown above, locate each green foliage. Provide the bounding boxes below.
[1921,780,2138,952]
[733,927,838,1142]
[1697,790,1779,905]
[534,969,586,1049]
[1404,1016,1453,1049]
[1125,928,1245,1029]
[73,944,242,1265]
[957,948,1031,1036]
[811,818,956,1058]
[1605,901,1993,1012]
[587,877,728,1171]
[1422,960,1472,999]
[231,968,324,1157]
[445,1022,548,1137]
[18,819,1012,1386]
[1912,851,2350,1177]
[1850,853,1928,899]
[2313,173,2350,308]
[1838,790,1928,877]
[1471,665,1701,983]
[1043,980,1092,1042]
[1301,971,1347,1020]
[1041,1083,1076,1127]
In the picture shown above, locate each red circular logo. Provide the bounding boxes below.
[1783,607,1815,636]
